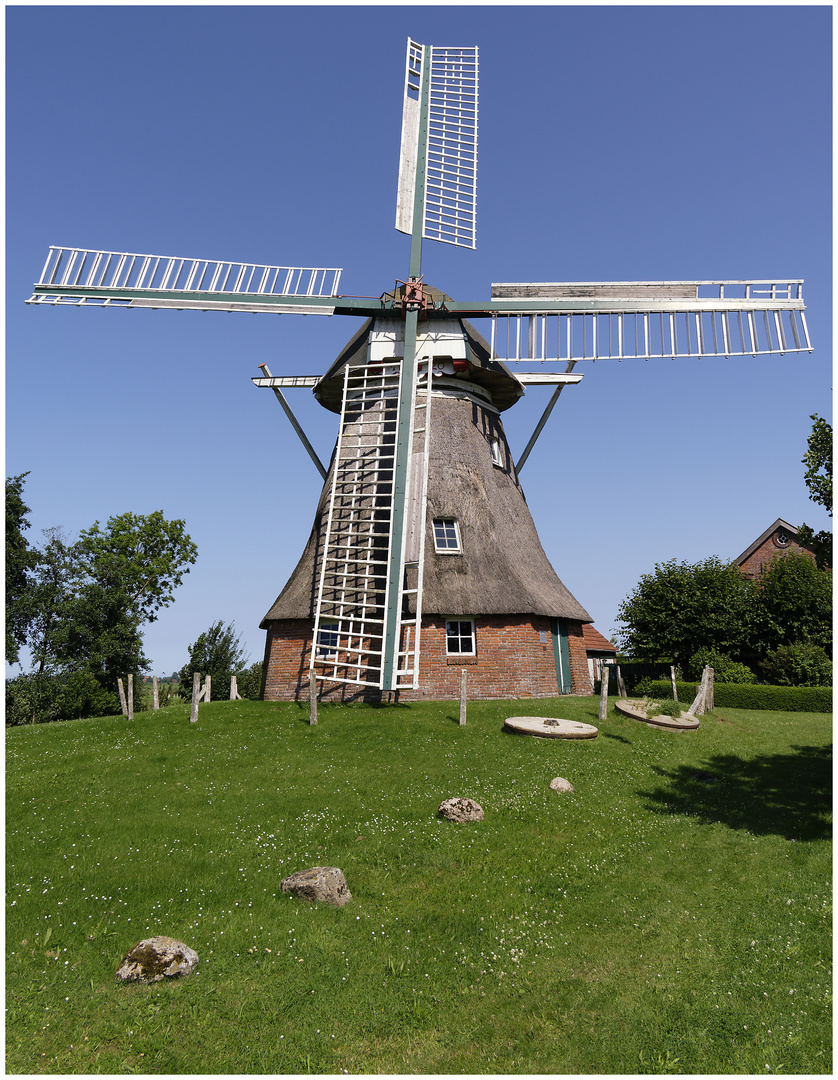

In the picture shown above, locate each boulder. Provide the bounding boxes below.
[115,936,198,984]
[279,866,351,906]
[549,777,575,793]
[438,797,484,823]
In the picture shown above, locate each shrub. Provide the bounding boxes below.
[640,679,831,713]
[236,662,263,700]
[687,648,757,684]
[649,697,682,718]
[5,671,121,725]
[760,642,833,687]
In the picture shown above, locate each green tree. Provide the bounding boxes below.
[9,498,198,722]
[797,413,832,569]
[6,473,39,665]
[615,557,755,670]
[752,550,832,655]
[177,621,249,701]
[49,511,198,707]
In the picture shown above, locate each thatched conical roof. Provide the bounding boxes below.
[261,315,590,627]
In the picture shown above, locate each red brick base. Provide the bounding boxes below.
[261,615,593,702]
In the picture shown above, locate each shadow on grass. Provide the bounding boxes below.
[638,743,832,840]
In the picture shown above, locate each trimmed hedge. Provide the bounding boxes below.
[640,680,832,714]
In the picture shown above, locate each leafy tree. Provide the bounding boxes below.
[5,491,198,722]
[760,642,832,687]
[797,414,832,569]
[177,621,249,701]
[615,557,755,670]
[752,550,831,655]
[6,473,39,664]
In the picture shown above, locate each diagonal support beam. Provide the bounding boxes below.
[256,364,327,479]
[515,361,578,475]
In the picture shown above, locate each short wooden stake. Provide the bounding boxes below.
[152,676,159,710]
[190,672,201,724]
[201,674,211,702]
[459,668,467,726]
[309,670,318,725]
[230,675,242,700]
[616,664,627,699]
[598,662,609,721]
[127,674,134,721]
[669,665,678,702]
[117,678,128,717]
[688,665,713,717]
[706,667,715,712]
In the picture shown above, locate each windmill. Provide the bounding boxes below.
[28,39,812,702]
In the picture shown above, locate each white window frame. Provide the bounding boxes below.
[445,618,475,656]
[315,620,339,657]
[488,435,503,467]
[433,517,462,554]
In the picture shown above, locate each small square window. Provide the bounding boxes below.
[433,518,461,553]
[315,621,339,657]
[488,436,503,467]
[446,619,475,655]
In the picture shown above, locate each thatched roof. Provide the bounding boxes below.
[261,341,591,626]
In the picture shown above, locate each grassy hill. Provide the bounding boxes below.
[6,696,832,1074]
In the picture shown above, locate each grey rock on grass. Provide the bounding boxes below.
[438,797,484,822]
[279,866,352,906]
[115,936,198,984]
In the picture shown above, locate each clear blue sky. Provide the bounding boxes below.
[6,5,832,677]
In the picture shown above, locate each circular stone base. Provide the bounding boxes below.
[504,716,598,739]
[614,699,699,730]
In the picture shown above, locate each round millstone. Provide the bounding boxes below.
[503,716,598,739]
[614,699,699,730]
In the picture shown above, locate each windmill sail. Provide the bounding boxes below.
[310,321,432,690]
[396,40,478,250]
[27,247,342,315]
[446,280,812,362]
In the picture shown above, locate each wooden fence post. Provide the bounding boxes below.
[127,674,134,721]
[459,669,467,726]
[152,676,159,710]
[309,670,318,725]
[706,667,714,712]
[202,674,211,702]
[230,676,242,700]
[669,665,678,702]
[616,664,627,699]
[117,678,128,717]
[598,662,609,721]
[190,672,201,724]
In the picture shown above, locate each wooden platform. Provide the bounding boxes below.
[504,716,598,739]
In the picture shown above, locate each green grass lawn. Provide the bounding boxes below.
[6,696,832,1074]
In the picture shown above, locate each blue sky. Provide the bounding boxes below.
[6,5,832,677]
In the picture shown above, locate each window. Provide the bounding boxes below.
[488,436,503,467]
[315,621,339,657]
[433,518,461,553]
[446,619,475,655]
[776,532,790,546]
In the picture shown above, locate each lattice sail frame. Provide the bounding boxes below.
[395,40,478,249]
[483,280,811,363]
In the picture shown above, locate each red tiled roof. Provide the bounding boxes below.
[582,624,617,653]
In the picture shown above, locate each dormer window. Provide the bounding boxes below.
[433,518,461,553]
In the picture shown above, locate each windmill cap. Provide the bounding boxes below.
[314,307,524,413]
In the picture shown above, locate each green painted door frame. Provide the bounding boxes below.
[550,618,572,694]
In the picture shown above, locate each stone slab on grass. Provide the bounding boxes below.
[615,698,700,730]
[504,716,598,739]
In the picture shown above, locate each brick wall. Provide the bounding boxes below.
[261,616,593,702]
[738,530,815,579]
